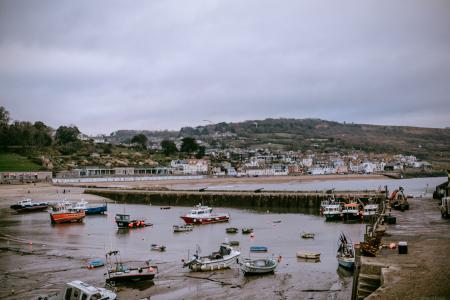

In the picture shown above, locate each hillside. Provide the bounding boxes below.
[112,118,450,165]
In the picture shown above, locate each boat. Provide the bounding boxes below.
[323,201,343,221]
[160,206,171,210]
[173,224,193,232]
[342,202,361,221]
[105,250,158,284]
[115,213,148,229]
[10,198,49,213]
[182,244,240,271]
[250,246,268,252]
[45,280,116,300]
[301,232,315,239]
[229,240,240,246]
[362,203,379,221]
[296,251,321,259]
[337,233,355,269]
[87,259,105,269]
[151,244,166,252]
[73,199,107,215]
[50,202,85,224]
[239,257,278,275]
[180,204,230,225]
[273,220,282,223]
[226,227,238,233]
[242,228,254,234]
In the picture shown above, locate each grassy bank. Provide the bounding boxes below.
[0,153,42,171]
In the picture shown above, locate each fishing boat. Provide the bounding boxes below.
[173,224,193,232]
[50,202,85,224]
[87,259,105,269]
[296,251,321,259]
[242,228,254,234]
[73,199,107,215]
[250,246,268,252]
[180,204,229,225]
[182,244,240,272]
[151,244,166,252]
[362,203,379,221]
[105,250,158,284]
[46,280,116,300]
[10,198,49,213]
[301,232,315,239]
[323,201,343,221]
[342,202,361,221]
[337,233,355,269]
[226,227,238,233]
[115,213,148,229]
[239,257,278,275]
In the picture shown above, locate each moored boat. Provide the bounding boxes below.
[180,204,229,225]
[242,228,254,234]
[250,246,268,252]
[362,203,379,221]
[323,201,343,221]
[337,233,355,269]
[50,202,85,224]
[183,244,240,272]
[151,244,166,252]
[87,259,105,269]
[239,257,278,275]
[115,213,147,229]
[173,224,193,232]
[105,250,157,284]
[301,232,315,239]
[73,199,107,215]
[10,198,49,213]
[296,251,321,259]
[226,227,238,233]
[42,280,116,300]
[342,202,361,221]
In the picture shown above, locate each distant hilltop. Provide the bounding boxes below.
[109,118,450,164]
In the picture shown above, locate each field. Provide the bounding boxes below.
[0,153,41,171]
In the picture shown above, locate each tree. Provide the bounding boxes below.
[0,106,10,124]
[180,137,199,154]
[195,145,206,159]
[131,134,148,148]
[160,140,178,156]
[55,126,80,145]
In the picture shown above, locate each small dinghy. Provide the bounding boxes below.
[160,206,171,210]
[151,244,166,252]
[173,224,193,232]
[296,251,321,259]
[242,228,254,234]
[239,257,278,275]
[87,259,105,269]
[250,246,268,252]
[226,227,238,233]
[272,220,282,223]
[337,233,355,269]
[301,232,315,239]
[229,240,240,246]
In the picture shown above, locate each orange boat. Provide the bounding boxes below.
[50,202,85,224]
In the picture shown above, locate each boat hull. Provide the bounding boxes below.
[85,205,107,215]
[116,220,146,229]
[50,211,85,224]
[337,257,355,269]
[11,204,48,213]
[106,271,156,283]
[324,213,342,221]
[343,213,361,221]
[181,215,229,225]
[240,259,278,275]
[296,252,320,259]
[187,253,240,271]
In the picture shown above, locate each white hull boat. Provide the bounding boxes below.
[296,251,321,259]
[239,258,278,275]
[183,244,240,272]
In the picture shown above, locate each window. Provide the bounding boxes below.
[81,293,87,300]
[74,290,79,298]
[64,288,72,300]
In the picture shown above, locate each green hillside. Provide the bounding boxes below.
[0,153,42,172]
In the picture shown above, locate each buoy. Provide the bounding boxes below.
[29,241,33,245]
[250,233,255,238]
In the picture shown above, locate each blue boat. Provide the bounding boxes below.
[87,259,105,269]
[250,246,268,252]
[74,200,107,215]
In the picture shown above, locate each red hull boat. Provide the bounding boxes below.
[181,204,229,225]
[50,201,85,224]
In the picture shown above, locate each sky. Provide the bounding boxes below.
[0,0,449,135]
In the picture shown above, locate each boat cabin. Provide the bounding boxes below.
[189,205,213,215]
[115,214,130,222]
[18,199,33,206]
[63,280,111,300]
[343,203,359,213]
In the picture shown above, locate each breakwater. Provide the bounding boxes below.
[84,189,386,213]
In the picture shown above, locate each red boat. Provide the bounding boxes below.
[180,204,229,225]
[50,202,85,224]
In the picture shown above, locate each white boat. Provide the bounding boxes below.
[296,251,321,259]
[10,198,49,212]
[323,201,342,220]
[342,202,361,221]
[183,244,240,271]
[301,232,315,239]
[239,257,278,275]
[337,233,355,269]
[41,280,116,300]
[181,204,229,225]
[362,203,379,220]
[173,224,193,232]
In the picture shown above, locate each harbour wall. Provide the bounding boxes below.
[84,189,386,213]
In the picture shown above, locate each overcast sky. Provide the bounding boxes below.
[0,0,449,134]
